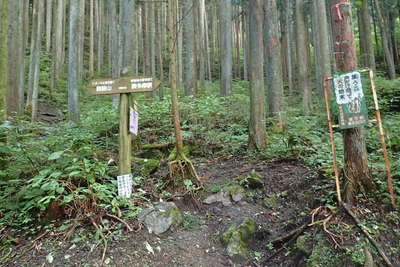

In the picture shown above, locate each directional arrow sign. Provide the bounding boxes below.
[87,76,161,95]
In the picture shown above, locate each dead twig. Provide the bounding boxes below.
[105,213,133,232]
[90,218,108,263]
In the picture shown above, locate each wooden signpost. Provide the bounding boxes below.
[87,76,160,198]
[323,69,396,207]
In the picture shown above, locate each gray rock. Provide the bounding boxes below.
[139,202,183,235]
[221,218,256,262]
[203,185,245,206]
[203,191,224,204]
[225,185,245,202]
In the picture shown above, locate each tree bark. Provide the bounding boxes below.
[52,0,64,89]
[359,0,376,72]
[314,0,332,96]
[373,0,396,79]
[329,0,374,204]
[0,0,7,119]
[68,0,80,123]
[108,0,120,107]
[89,0,94,74]
[181,0,195,96]
[248,0,266,151]
[78,0,85,80]
[7,0,25,116]
[296,0,312,113]
[168,0,184,154]
[218,0,232,96]
[29,0,45,122]
[45,0,53,53]
[265,0,284,124]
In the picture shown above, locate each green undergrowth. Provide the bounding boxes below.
[0,76,399,258]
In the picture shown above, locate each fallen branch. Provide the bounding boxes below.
[342,203,393,267]
[262,222,309,263]
[268,222,309,246]
[105,213,133,232]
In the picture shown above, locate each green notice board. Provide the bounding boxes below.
[333,71,369,129]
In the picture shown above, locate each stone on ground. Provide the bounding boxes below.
[221,217,256,262]
[139,202,183,235]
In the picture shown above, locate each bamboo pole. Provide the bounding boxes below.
[368,69,396,207]
[323,78,342,203]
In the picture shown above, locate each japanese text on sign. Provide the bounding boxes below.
[117,174,133,198]
[333,71,368,129]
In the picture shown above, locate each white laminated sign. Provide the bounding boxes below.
[117,174,133,198]
[129,108,139,135]
[333,71,364,105]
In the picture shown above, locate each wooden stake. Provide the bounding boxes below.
[119,93,131,175]
[369,70,396,207]
[323,78,342,203]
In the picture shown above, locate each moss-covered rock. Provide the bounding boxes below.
[138,202,183,235]
[133,157,160,176]
[221,218,256,262]
[225,185,245,202]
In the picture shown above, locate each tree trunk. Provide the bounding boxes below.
[52,0,64,89]
[108,0,120,107]
[265,0,284,124]
[314,0,332,96]
[218,0,232,96]
[29,0,45,122]
[296,0,312,113]
[374,0,396,79]
[96,0,104,73]
[45,0,53,53]
[155,5,164,99]
[7,0,25,116]
[89,0,94,74]
[285,0,294,102]
[119,0,135,174]
[329,0,374,204]
[78,0,85,80]
[248,0,266,151]
[68,0,80,123]
[168,0,184,154]
[0,0,7,119]
[181,0,195,96]
[360,0,376,72]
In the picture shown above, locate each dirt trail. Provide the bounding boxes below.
[4,158,329,267]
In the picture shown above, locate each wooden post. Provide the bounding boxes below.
[323,78,342,203]
[119,93,131,175]
[369,70,396,207]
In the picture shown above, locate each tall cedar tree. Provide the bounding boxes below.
[248,0,266,150]
[330,0,374,203]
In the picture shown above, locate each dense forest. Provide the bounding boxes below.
[0,0,400,266]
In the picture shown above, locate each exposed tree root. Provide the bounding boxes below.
[168,152,201,188]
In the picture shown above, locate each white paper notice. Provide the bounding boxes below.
[333,71,364,105]
[117,174,133,198]
[130,108,139,135]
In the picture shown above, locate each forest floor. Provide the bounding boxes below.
[3,156,399,267]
